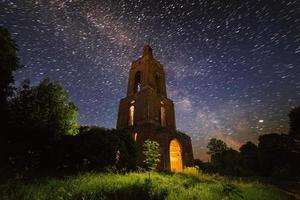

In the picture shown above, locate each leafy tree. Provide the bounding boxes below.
[34,78,78,136]
[0,27,22,127]
[143,140,160,178]
[1,79,79,178]
[207,139,244,175]
[207,138,228,155]
[9,78,78,138]
[288,106,300,138]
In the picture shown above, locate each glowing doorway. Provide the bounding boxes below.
[170,139,183,172]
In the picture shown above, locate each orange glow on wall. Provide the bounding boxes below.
[134,132,138,141]
[128,105,134,126]
[170,139,183,172]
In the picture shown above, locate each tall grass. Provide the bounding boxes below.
[0,170,292,200]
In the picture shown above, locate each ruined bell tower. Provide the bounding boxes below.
[117,45,193,171]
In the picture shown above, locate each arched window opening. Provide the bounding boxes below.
[155,74,161,94]
[128,105,135,126]
[134,71,141,93]
[160,106,166,127]
[170,139,183,172]
[134,132,138,141]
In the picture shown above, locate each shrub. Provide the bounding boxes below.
[183,167,200,176]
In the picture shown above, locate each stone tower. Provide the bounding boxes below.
[117,45,194,171]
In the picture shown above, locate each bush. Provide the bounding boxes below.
[0,126,137,182]
[183,167,200,176]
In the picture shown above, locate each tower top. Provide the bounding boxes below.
[142,45,153,58]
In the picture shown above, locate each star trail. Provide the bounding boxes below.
[1,0,300,160]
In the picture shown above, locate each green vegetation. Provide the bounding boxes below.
[143,140,161,171]
[0,126,136,182]
[0,170,292,200]
[203,134,300,178]
[9,78,79,138]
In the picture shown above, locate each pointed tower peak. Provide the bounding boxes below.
[142,45,153,58]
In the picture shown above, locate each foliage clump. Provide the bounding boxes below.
[143,140,161,171]
[201,127,300,178]
[9,78,79,138]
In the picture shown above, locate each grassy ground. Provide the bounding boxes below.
[0,169,293,200]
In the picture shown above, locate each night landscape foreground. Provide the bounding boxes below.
[1,0,300,200]
[0,171,295,200]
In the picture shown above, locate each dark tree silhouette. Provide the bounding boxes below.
[0,27,22,127]
[207,138,243,175]
[220,148,242,175]
[207,138,228,155]
[239,142,259,174]
[258,133,298,177]
[204,105,300,178]
[288,106,300,138]
[50,127,137,173]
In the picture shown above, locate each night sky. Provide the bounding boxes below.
[1,0,300,160]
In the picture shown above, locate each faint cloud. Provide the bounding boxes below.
[208,130,243,151]
[176,97,192,112]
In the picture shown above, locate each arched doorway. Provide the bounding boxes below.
[169,139,183,172]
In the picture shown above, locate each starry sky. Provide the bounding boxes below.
[1,0,300,160]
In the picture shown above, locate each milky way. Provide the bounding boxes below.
[1,0,300,160]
